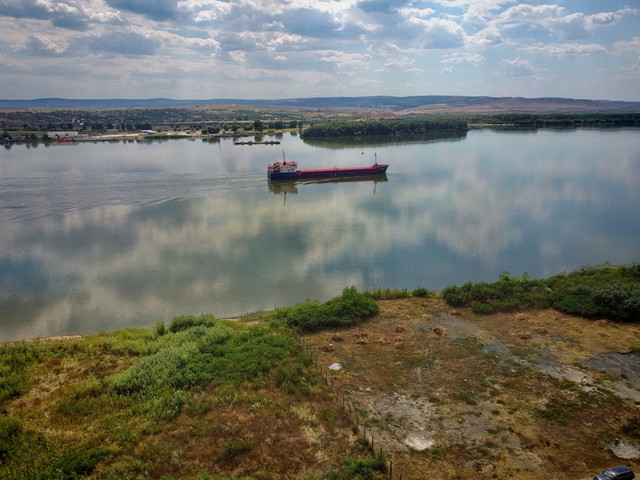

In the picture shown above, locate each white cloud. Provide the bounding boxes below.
[442,52,485,65]
[379,56,424,74]
[501,56,535,76]
[494,4,631,40]
[0,0,638,99]
[521,42,607,57]
[406,17,465,49]
[24,34,67,55]
[229,50,246,62]
[612,36,640,56]
[462,0,516,24]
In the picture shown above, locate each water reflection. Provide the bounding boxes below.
[1,129,639,342]
[267,176,388,195]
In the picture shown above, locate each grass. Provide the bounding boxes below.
[0,300,384,479]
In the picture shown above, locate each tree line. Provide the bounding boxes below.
[469,112,640,127]
[300,117,469,138]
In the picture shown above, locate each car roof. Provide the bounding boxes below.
[605,466,633,476]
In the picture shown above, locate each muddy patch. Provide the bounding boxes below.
[583,353,640,389]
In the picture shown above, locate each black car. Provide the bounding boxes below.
[594,466,635,480]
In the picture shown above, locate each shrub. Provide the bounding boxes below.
[0,416,21,458]
[111,322,300,396]
[411,287,433,298]
[279,287,379,333]
[168,314,216,333]
[146,389,187,422]
[154,321,166,336]
[0,369,26,405]
[52,448,111,479]
[324,453,387,479]
[370,288,410,300]
[442,264,640,322]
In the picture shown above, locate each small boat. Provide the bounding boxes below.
[267,152,388,180]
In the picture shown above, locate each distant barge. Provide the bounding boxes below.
[234,140,281,145]
[267,152,388,180]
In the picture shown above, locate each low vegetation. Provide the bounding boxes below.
[0,311,383,479]
[277,286,380,333]
[442,263,640,320]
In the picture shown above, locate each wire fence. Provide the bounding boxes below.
[297,334,400,479]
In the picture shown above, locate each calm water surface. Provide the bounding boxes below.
[1,129,639,341]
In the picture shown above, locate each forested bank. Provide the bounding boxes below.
[300,117,468,138]
[468,112,640,127]
[300,113,640,138]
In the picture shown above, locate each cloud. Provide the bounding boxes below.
[470,26,504,46]
[277,8,342,38]
[0,0,638,99]
[521,42,607,57]
[0,0,70,29]
[105,0,179,22]
[405,17,465,49]
[494,4,630,40]
[501,56,535,76]
[442,52,485,65]
[357,0,408,15]
[84,30,161,56]
[0,0,121,30]
[24,34,67,55]
[0,0,54,21]
[379,56,424,74]
[612,36,640,56]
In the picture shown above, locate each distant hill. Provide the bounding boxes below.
[1,95,639,113]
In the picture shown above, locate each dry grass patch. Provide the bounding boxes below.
[303,298,640,480]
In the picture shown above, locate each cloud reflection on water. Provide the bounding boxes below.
[1,129,639,341]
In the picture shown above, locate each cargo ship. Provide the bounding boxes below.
[267,152,388,180]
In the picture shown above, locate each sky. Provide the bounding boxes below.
[0,0,639,101]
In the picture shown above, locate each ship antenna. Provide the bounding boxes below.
[282,149,286,164]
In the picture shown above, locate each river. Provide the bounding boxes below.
[1,128,639,342]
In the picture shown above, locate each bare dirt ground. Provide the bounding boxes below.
[303,298,640,480]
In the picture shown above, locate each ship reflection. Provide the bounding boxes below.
[268,175,388,205]
[268,174,388,194]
